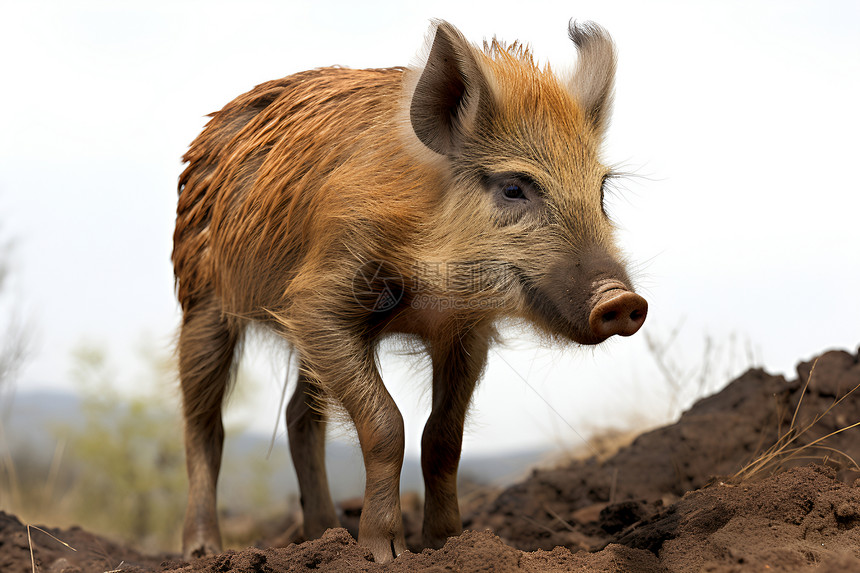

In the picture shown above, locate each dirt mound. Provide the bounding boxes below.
[466,349,860,553]
[157,527,661,573]
[0,511,173,573]
[162,465,860,572]
[617,464,860,571]
[3,348,859,572]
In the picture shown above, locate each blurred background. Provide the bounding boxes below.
[1,0,858,552]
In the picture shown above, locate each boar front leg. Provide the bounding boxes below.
[421,324,491,548]
[287,365,340,539]
[303,334,406,563]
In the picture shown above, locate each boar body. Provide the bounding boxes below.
[173,21,646,563]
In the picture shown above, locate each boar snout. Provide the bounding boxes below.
[538,251,646,345]
[589,286,647,341]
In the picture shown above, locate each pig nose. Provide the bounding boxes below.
[589,291,648,339]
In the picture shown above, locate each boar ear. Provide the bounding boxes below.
[568,21,617,134]
[410,20,487,155]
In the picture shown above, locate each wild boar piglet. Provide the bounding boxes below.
[173,19,646,563]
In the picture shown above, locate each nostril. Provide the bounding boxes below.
[589,291,648,341]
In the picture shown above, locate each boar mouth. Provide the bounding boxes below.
[513,267,647,345]
[512,267,598,344]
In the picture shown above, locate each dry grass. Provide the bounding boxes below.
[733,358,860,482]
[584,427,643,464]
[26,524,76,573]
[644,322,758,421]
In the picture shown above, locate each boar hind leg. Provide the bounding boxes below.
[421,325,491,548]
[305,337,406,564]
[178,296,238,559]
[287,364,339,539]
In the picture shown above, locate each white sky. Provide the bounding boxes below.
[1,0,858,457]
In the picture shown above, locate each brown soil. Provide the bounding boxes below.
[3,348,859,572]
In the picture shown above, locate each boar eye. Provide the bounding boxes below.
[600,180,606,213]
[601,172,618,217]
[502,183,526,200]
[483,172,542,214]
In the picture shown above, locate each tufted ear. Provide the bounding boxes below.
[410,20,488,155]
[568,21,617,135]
